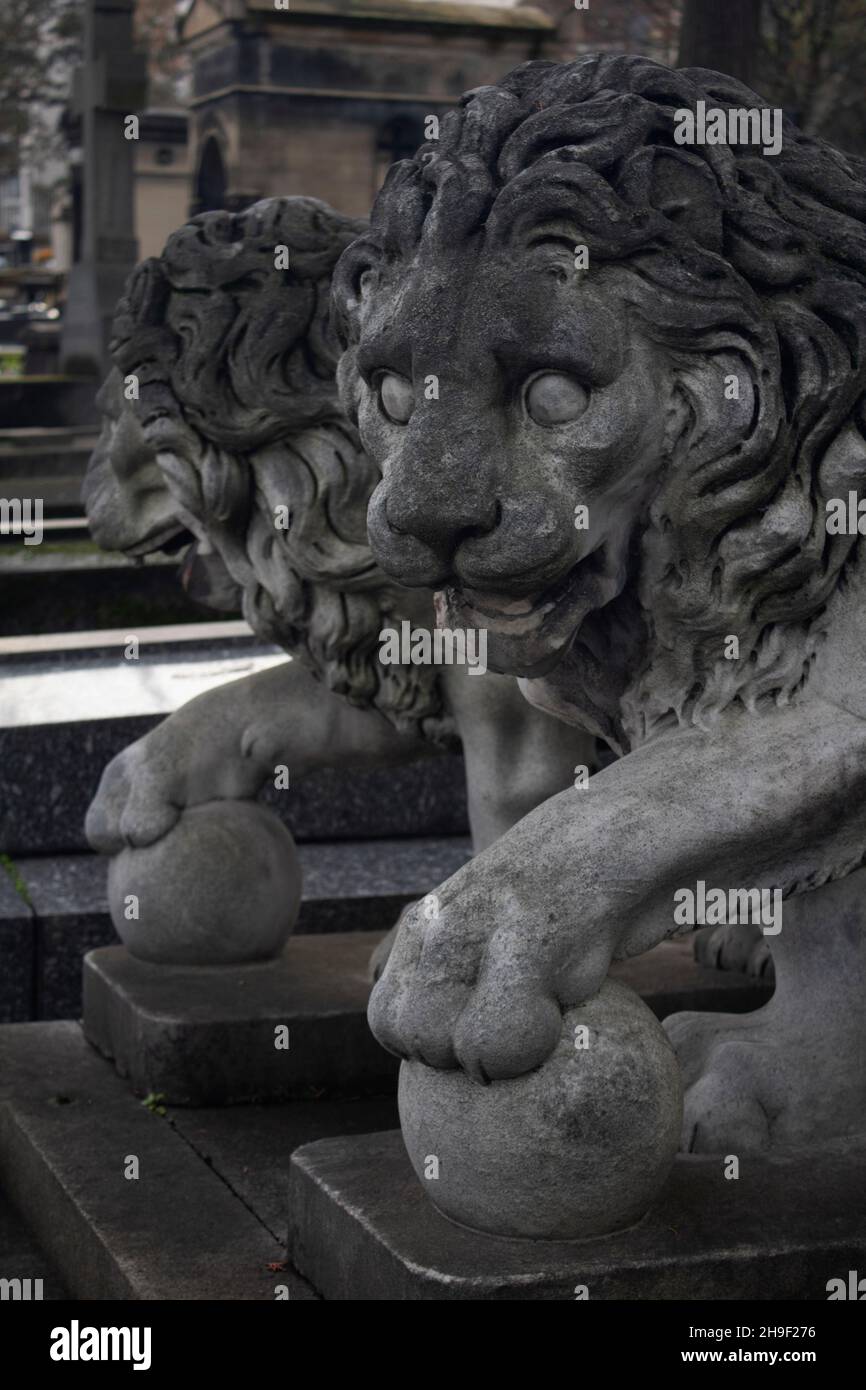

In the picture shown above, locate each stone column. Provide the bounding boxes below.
[60,0,147,375]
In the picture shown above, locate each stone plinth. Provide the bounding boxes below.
[288,1129,866,1300]
[83,932,398,1104]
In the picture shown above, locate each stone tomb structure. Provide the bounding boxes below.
[180,0,558,220]
[179,0,679,224]
[60,0,147,376]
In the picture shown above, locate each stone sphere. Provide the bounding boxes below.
[398,979,682,1240]
[108,800,302,965]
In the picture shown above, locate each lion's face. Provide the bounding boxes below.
[84,369,243,612]
[334,52,866,751]
[358,249,674,681]
[84,198,454,742]
[84,368,190,557]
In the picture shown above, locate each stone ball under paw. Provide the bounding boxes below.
[398,979,683,1240]
[108,800,302,965]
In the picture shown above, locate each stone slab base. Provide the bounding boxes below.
[288,1129,866,1301]
[83,932,399,1105]
[0,1022,399,1299]
[0,1022,297,1299]
[0,1194,69,1300]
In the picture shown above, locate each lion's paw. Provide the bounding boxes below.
[664,1004,864,1153]
[745,937,775,980]
[85,740,181,854]
[368,886,607,1083]
[693,922,763,973]
[665,1009,776,1151]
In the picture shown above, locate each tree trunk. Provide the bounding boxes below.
[677,0,762,87]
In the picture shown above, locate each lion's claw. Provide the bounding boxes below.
[368,876,607,1082]
[85,740,182,854]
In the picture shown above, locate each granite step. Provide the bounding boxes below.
[0,557,205,636]
[0,1196,70,1301]
[0,964,810,1305]
[0,423,99,516]
[0,378,99,430]
[0,632,468,855]
[0,1020,405,1299]
[0,866,34,1025]
[0,1022,309,1299]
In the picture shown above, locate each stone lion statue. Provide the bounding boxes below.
[336,55,866,1153]
[84,197,592,945]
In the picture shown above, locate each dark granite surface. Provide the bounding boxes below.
[0,566,206,637]
[0,714,469,854]
[0,379,99,428]
[0,715,162,856]
[299,836,472,897]
[0,922,34,1024]
[12,837,472,918]
[0,866,33,1023]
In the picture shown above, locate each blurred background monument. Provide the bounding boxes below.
[60,0,146,375]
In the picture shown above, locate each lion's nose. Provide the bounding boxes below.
[367,478,500,588]
[387,484,499,550]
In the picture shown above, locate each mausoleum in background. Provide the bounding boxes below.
[181,0,557,218]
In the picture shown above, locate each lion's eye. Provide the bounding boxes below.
[378,373,414,425]
[525,372,589,426]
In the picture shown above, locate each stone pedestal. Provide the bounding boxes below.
[288,1129,866,1300]
[83,932,397,1104]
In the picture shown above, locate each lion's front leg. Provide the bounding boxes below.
[370,697,866,1090]
[87,657,432,854]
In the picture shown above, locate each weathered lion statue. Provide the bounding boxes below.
[83,197,592,954]
[336,54,866,1156]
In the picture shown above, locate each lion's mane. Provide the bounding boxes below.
[334,55,866,746]
[110,197,453,742]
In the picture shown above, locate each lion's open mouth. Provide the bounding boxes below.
[442,541,623,677]
[123,521,196,560]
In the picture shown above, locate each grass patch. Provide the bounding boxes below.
[0,854,33,909]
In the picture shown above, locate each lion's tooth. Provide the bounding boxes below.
[464,590,535,615]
